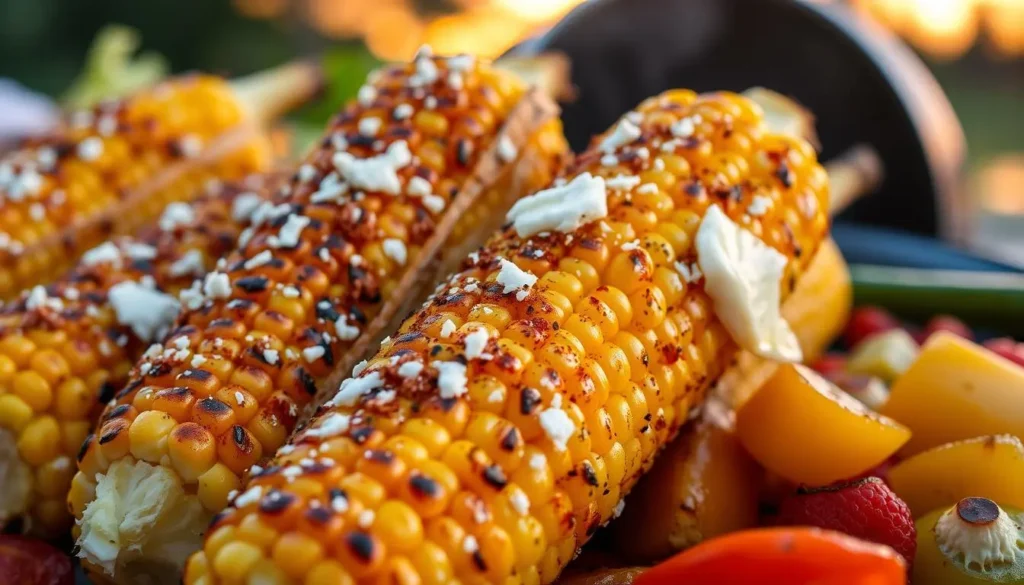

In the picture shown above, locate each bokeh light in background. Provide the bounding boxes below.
[231,0,587,59]
[230,0,1023,60]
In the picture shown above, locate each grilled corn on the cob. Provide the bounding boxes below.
[0,175,277,537]
[186,89,831,585]
[70,49,568,583]
[0,61,320,299]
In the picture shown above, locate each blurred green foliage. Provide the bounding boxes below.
[62,25,168,108]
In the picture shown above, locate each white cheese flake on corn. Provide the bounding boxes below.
[695,204,802,362]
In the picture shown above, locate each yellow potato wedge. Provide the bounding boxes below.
[888,434,1024,517]
[881,332,1024,456]
[736,364,910,486]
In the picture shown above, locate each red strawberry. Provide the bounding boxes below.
[920,315,973,343]
[984,337,1024,368]
[844,307,899,349]
[776,477,916,567]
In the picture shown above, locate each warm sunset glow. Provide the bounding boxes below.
[365,5,425,60]
[422,9,534,58]
[982,0,1024,54]
[906,0,979,59]
[232,0,1023,61]
[495,0,587,22]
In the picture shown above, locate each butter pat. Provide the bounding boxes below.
[694,204,801,362]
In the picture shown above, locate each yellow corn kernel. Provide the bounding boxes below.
[168,422,218,481]
[18,415,60,466]
[198,463,241,511]
[212,541,264,583]
[0,394,34,432]
[10,370,53,412]
[128,410,177,463]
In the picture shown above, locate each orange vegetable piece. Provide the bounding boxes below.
[735,363,910,486]
[633,527,906,585]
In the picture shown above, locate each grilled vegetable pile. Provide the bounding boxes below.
[0,43,1017,585]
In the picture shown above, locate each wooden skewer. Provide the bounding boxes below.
[826,143,884,216]
[230,60,326,124]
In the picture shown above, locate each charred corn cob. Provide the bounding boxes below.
[0,175,278,537]
[70,49,568,583]
[186,89,831,585]
[0,61,321,299]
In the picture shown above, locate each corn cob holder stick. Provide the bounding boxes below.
[69,49,569,584]
[0,174,282,538]
[183,88,835,585]
[0,61,322,300]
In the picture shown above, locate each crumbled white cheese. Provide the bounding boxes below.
[529,453,547,470]
[464,328,490,360]
[393,103,414,120]
[435,361,468,399]
[108,282,180,342]
[243,250,273,270]
[440,319,456,338]
[124,243,157,261]
[382,238,407,266]
[397,361,423,378]
[332,371,385,407]
[674,260,703,284]
[28,204,44,221]
[77,137,104,161]
[331,491,349,513]
[510,490,530,515]
[202,272,232,300]
[302,345,325,362]
[167,249,204,278]
[637,183,658,195]
[612,499,626,518]
[333,140,412,195]
[406,176,432,197]
[621,240,640,252]
[538,396,574,451]
[358,117,382,137]
[297,164,318,183]
[671,115,700,138]
[495,258,537,299]
[409,51,439,87]
[358,509,375,528]
[303,413,351,439]
[357,85,377,106]
[695,204,801,362]
[352,360,368,377]
[191,354,207,368]
[747,195,772,217]
[496,135,518,162]
[231,192,263,223]
[334,314,360,341]
[422,194,445,214]
[605,174,642,191]
[269,214,310,249]
[505,173,607,238]
[598,119,642,152]
[447,54,475,71]
[262,349,279,365]
[81,242,123,267]
[159,202,196,231]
